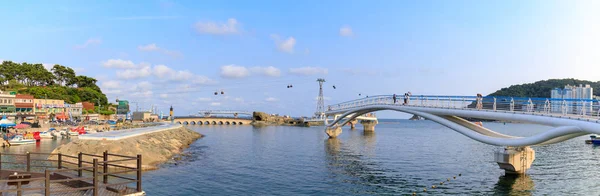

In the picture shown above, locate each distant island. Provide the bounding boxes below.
[488,78,600,98]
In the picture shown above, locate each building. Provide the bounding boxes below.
[0,92,16,118]
[116,100,130,119]
[34,99,67,120]
[82,102,95,111]
[65,103,83,120]
[15,94,35,121]
[132,111,153,121]
[550,84,593,113]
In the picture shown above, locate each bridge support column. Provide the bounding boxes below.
[347,119,358,129]
[495,146,535,174]
[325,126,342,138]
[360,120,378,132]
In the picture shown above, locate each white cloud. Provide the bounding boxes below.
[159,94,169,99]
[220,64,249,78]
[289,67,328,76]
[138,44,183,58]
[116,65,152,79]
[138,43,160,51]
[75,38,102,49]
[340,26,353,37]
[153,65,173,78]
[102,59,136,69]
[194,18,240,35]
[210,102,221,106]
[135,81,153,91]
[265,97,279,102]
[270,34,296,53]
[250,66,281,77]
[192,76,216,84]
[198,97,212,102]
[101,81,121,89]
[42,63,53,71]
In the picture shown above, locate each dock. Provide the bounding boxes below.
[0,152,144,195]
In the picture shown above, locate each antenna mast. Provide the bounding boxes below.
[316,78,326,119]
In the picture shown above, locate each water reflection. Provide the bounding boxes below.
[493,174,534,196]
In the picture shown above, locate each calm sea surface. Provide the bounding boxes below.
[3,120,599,195]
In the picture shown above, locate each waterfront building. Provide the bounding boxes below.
[15,94,35,122]
[0,91,16,118]
[550,84,593,113]
[82,101,95,111]
[33,99,67,120]
[66,102,83,120]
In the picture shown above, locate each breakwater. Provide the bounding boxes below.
[51,124,202,170]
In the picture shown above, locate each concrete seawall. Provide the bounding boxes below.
[51,124,202,170]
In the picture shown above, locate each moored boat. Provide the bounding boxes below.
[7,135,36,145]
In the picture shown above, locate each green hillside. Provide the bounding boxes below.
[488,78,600,98]
[0,60,108,105]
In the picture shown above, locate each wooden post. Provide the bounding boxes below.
[136,154,142,192]
[26,152,30,172]
[57,153,62,169]
[93,158,98,196]
[0,152,2,170]
[103,151,108,183]
[78,152,83,177]
[45,170,50,196]
[17,181,22,196]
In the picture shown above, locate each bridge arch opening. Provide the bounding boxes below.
[212,121,217,125]
[232,122,237,125]
[226,121,230,125]
[219,121,223,125]
[183,121,189,125]
[190,121,196,125]
[239,122,243,125]
[197,121,203,125]
[205,121,210,125]
[177,121,182,124]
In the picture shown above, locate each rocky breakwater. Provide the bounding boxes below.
[51,125,202,170]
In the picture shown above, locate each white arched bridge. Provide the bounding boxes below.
[325,95,600,174]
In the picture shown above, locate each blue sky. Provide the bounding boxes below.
[1,0,599,117]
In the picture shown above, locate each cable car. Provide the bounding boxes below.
[214,91,218,95]
[333,85,336,89]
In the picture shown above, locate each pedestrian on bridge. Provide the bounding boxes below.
[393,94,397,104]
[403,93,409,105]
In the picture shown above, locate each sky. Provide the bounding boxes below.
[1,0,599,118]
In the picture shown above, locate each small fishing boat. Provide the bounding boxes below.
[39,130,56,139]
[7,135,36,146]
[586,135,600,145]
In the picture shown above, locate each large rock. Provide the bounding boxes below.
[51,126,202,170]
[253,111,270,121]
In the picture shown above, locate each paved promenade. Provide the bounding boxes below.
[79,123,182,140]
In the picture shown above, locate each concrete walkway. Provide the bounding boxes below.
[79,123,182,141]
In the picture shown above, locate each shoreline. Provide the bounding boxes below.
[50,124,203,170]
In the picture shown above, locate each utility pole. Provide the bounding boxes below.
[315,78,326,119]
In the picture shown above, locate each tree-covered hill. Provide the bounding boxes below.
[0,61,108,105]
[488,79,600,98]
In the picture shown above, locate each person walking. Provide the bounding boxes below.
[403,93,408,105]
[476,93,483,109]
[393,94,397,104]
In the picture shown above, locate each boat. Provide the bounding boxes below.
[58,128,68,136]
[587,135,600,145]
[69,126,86,135]
[39,130,57,139]
[7,135,36,146]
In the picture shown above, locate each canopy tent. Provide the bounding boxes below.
[15,124,30,129]
[0,116,16,128]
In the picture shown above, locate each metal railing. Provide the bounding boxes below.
[0,151,142,196]
[326,95,600,122]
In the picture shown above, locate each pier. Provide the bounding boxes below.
[0,151,143,195]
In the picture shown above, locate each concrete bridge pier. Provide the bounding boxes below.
[360,120,378,132]
[347,119,358,129]
[495,146,535,174]
[325,126,342,138]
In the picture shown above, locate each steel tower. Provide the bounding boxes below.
[315,78,326,119]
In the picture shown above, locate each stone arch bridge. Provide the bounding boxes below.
[174,117,253,126]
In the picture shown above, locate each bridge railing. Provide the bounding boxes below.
[326,95,600,119]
